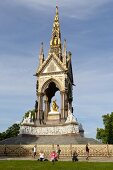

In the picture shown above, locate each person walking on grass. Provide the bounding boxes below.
[33,145,37,159]
[86,143,89,160]
[56,144,61,159]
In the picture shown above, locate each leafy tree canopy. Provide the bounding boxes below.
[0,123,20,141]
[96,112,113,144]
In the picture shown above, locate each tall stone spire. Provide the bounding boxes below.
[50,6,62,58]
[39,42,44,66]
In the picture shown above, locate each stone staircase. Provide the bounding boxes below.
[0,135,38,145]
[0,134,100,145]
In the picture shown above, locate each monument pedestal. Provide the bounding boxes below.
[47,111,61,124]
[19,122,81,136]
[20,110,84,137]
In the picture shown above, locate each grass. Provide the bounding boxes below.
[0,160,113,170]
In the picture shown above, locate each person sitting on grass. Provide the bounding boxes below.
[50,150,57,164]
[72,150,78,162]
[39,151,44,161]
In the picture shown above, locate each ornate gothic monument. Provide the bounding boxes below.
[20,6,84,137]
[0,7,100,145]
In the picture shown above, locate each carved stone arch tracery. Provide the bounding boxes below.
[39,78,63,122]
[41,78,62,94]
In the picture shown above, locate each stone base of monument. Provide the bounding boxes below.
[47,111,61,124]
[19,110,85,137]
[19,122,83,136]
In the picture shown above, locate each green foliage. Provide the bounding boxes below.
[0,123,20,141]
[0,132,6,141]
[96,112,113,144]
[23,109,35,122]
[96,128,107,143]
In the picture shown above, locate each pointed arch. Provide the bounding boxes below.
[41,78,62,94]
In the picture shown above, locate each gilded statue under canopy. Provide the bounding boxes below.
[51,100,59,112]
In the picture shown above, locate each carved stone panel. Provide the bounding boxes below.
[43,59,61,73]
[20,123,79,136]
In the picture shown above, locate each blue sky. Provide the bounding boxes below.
[0,0,113,139]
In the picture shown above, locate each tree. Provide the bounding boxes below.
[96,112,113,144]
[0,123,20,141]
[22,109,35,122]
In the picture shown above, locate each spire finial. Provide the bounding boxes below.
[54,6,59,22]
[64,39,66,46]
[63,39,67,66]
[40,42,43,55]
[63,39,66,51]
[39,42,44,65]
[49,6,62,57]
[56,6,58,15]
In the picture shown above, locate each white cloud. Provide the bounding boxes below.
[8,0,112,19]
[72,53,113,138]
[15,121,20,124]
[11,0,111,7]
[0,55,37,95]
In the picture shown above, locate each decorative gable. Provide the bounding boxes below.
[36,52,67,75]
[42,58,62,73]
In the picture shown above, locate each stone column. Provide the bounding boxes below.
[68,98,73,113]
[44,96,49,122]
[60,91,65,120]
[37,92,43,121]
[65,93,68,118]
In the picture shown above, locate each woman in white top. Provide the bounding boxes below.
[39,151,44,161]
[33,145,37,158]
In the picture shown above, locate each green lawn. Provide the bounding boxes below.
[0,160,113,170]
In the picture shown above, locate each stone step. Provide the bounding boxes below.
[0,134,100,145]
